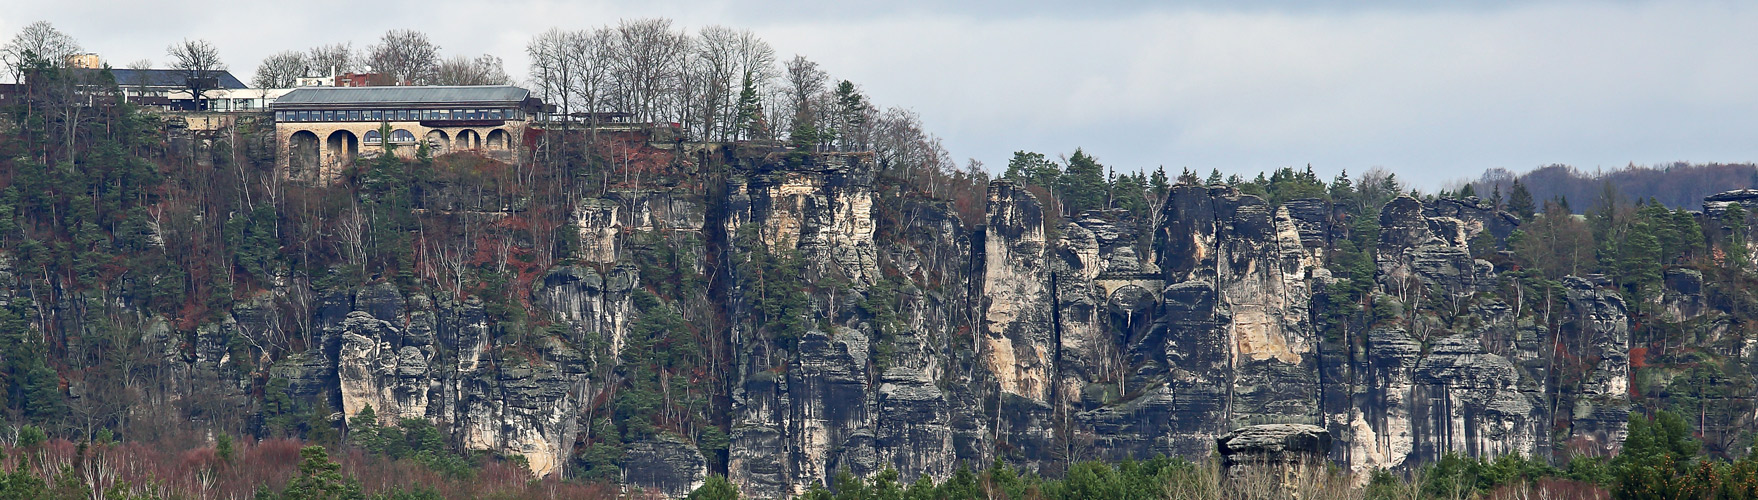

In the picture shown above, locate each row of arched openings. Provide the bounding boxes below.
[288,128,513,179]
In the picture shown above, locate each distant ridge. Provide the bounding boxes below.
[1471,162,1758,210]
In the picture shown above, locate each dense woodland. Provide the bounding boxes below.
[3,18,1758,500]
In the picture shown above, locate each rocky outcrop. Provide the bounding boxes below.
[623,435,710,498]
[1378,196,1496,299]
[1558,276,1631,457]
[184,146,1674,498]
[1217,424,1331,475]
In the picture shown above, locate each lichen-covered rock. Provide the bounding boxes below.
[1217,424,1331,471]
[622,435,709,498]
[1559,276,1631,457]
[574,198,622,264]
[1378,196,1496,298]
[981,181,1055,405]
[535,264,639,356]
[1661,268,1706,322]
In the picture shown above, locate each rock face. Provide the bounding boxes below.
[1217,424,1331,475]
[1558,276,1631,457]
[192,147,1664,498]
[723,152,985,498]
[317,282,598,478]
[623,435,710,498]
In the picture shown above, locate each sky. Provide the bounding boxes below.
[3,0,1757,187]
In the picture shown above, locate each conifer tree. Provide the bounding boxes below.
[1508,180,1536,220]
[1058,149,1106,214]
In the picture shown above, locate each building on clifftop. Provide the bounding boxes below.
[271,85,544,183]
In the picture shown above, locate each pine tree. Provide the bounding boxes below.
[687,476,740,500]
[734,72,764,140]
[1207,168,1223,186]
[275,446,366,500]
[1058,149,1106,214]
[1149,167,1170,200]
[1004,151,1059,190]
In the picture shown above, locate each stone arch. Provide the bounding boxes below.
[486,129,510,150]
[457,129,482,150]
[425,130,450,154]
[288,130,320,180]
[362,129,383,145]
[325,130,358,168]
[391,129,417,143]
[1107,284,1158,344]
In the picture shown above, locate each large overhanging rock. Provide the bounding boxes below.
[1218,424,1330,470]
[1217,424,1332,497]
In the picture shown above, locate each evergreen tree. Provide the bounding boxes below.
[271,446,366,500]
[1206,168,1224,185]
[1003,151,1059,191]
[1058,149,1106,214]
[1508,180,1536,220]
[1724,203,1750,269]
[1148,167,1170,200]
[1329,170,1356,208]
[687,475,740,500]
[735,72,768,140]
[1111,171,1148,215]
[831,80,869,149]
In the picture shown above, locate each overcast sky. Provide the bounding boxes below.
[4,0,1757,187]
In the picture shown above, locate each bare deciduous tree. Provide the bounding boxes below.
[690,26,742,141]
[783,55,827,146]
[433,54,510,86]
[2,21,81,83]
[365,29,439,85]
[608,18,687,123]
[167,39,226,105]
[306,42,354,77]
[252,50,307,89]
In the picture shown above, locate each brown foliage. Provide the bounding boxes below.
[0,438,617,499]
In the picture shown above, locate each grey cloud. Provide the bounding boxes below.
[3,0,1753,187]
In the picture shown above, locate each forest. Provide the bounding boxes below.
[4,17,1758,500]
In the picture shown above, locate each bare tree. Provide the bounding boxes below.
[569,28,616,120]
[783,55,827,146]
[2,21,81,83]
[729,29,776,139]
[608,18,687,123]
[690,26,743,141]
[365,29,439,85]
[306,42,354,77]
[252,50,307,88]
[167,39,227,107]
[433,54,510,86]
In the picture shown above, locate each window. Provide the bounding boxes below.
[451,109,462,120]
[488,109,503,120]
[370,110,382,121]
[398,110,410,121]
[323,110,335,121]
[363,129,382,144]
[348,110,361,121]
[391,129,416,143]
[276,111,287,121]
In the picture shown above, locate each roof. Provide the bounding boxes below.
[104,68,247,89]
[272,85,530,109]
